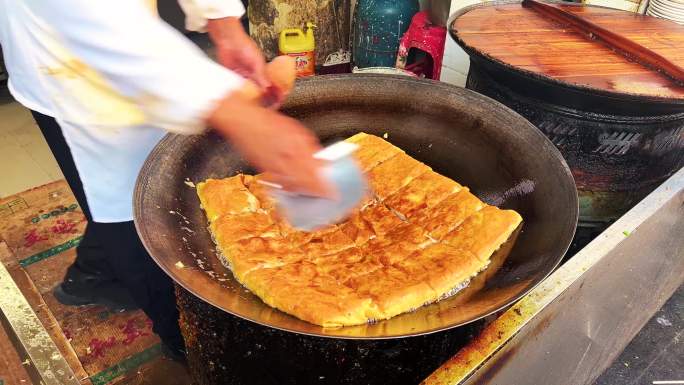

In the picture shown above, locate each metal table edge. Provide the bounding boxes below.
[0,261,82,385]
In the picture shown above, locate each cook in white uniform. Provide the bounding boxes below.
[0,0,329,360]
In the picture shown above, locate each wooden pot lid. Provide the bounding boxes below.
[450,0,684,99]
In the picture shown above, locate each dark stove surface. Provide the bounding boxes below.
[564,224,607,263]
[178,286,486,385]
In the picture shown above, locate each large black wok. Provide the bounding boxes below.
[133,74,578,339]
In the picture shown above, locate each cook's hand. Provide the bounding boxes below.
[207,18,295,107]
[207,92,333,198]
[207,17,270,89]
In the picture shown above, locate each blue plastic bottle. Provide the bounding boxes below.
[352,0,420,68]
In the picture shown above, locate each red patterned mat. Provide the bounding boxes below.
[0,180,188,385]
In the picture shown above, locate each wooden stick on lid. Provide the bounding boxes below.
[522,0,684,85]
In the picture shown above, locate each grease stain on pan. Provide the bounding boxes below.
[479,179,536,206]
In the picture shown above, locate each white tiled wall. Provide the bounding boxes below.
[440,0,484,86]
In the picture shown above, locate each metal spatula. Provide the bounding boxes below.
[260,141,368,231]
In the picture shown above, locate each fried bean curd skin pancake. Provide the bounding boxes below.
[360,222,433,266]
[411,188,486,240]
[359,202,405,237]
[367,153,431,200]
[198,134,522,327]
[442,206,523,263]
[196,175,260,222]
[244,174,277,211]
[210,211,280,245]
[339,211,376,246]
[242,262,378,327]
[344,132,404,171]
[384,171,462,218]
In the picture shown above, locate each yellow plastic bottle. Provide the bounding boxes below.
[279,22,316,77]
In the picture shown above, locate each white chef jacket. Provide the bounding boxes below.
[0,0,246,222]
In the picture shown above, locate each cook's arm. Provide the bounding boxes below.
[25,0,242,135]
[178,0,270,88]
[24,0,331,196]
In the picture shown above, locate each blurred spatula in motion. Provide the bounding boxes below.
[259,141,368,231]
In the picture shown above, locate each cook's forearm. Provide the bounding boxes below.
[207,17,245,45]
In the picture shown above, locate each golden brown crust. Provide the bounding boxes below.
[218,236,302,280]
[278,222,340,247]
[338,211,376,246]
[345,132,404,172]
[301,229,356,256]
[210,211,279,245]
[244,174,277,211]
[196,176,260,222]
[442,206,523,263]
[198,134,522,327]
[359,203,405,237]
[361,222,432,266]
[242,263,377,327]
[367,153,431,200]
[347,266,437,318]
[398,244,487,296]
[384,171,462,217]
[316,248,383,286]
[412,189,486,240]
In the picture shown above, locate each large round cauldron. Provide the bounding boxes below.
[450,1,684,224]
[134,75,578,384]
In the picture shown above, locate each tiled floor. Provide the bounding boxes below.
[0,85,63,198]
